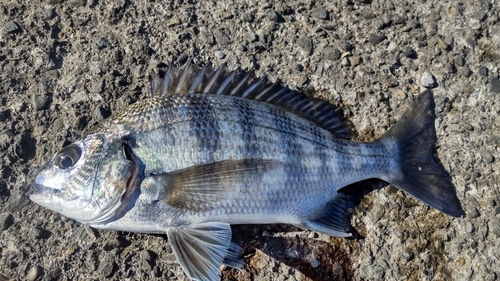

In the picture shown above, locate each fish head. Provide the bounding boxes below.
[30,133,139,224]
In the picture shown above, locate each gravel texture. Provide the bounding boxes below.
[1,0,499,280]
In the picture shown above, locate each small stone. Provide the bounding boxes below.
[474,10,487,21]
[42,8,55,20]
[324,46,341,60]
[467,206,480,218]
[385,76,399,88]
[26,265,44,281]
[266,10,278,21]
[488,219,500,237]
[446,63,456,74]
[240,12,254,23]
[331,263,344,278]
[368,265,385,279]
[311,6,328,19]
[213,29,230,45]
[199,26,215,45]
[481,150,495,164]
[0,213,14,231]
[478,66,488,76]
[96,38,112,49]
[369,203,385,222]
[98,256,116,278]
[4,21,21,33]
[462,66,473,78]
[368,33,385,45]
[32,94,51,111]
[437,37,450,50]
[297,36,313,55]
[93,105,111,121]
[420,71,436,88]
[341,57,351,66]
[394,89,407,100]
[341,41,354,51]
[310,258,321,268]
[402,46,416,58]
[215,51,225,59]
[489,77,500,93]
[411,19,421,29]
[350,56,362,66]
[454,55,465,66]
[68,0,86,7]
[0,109,10,121]
[382,15,392,26]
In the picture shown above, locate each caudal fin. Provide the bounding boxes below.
[381,90,464,217]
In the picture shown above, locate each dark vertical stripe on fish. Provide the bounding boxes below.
[187,95,220,163]
[269,107,304,200]
[233,98,260,158]
[309,124,330,186]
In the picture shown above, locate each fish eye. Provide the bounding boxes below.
[54,144,82,169]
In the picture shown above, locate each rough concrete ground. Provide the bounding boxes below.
[1,0,499,280]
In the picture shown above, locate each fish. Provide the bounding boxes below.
[30,58,464,281]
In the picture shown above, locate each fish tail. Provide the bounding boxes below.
[380,90,464,217]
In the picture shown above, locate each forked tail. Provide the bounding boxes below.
[380,90,464,217]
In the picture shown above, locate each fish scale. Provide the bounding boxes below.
[31,60,464,281]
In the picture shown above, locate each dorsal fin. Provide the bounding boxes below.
[150,59,353,139]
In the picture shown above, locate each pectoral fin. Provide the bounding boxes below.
[167,222,238,281]
[151,159,282,211]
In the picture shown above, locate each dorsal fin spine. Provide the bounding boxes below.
[152,59,353,139]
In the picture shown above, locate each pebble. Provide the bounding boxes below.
[98,255,116,277]
[462,66,473,78]
[402,46,416,58]
[369,203,385,222]
[341,41,354,51]
[42,8,55,20]
[213,29,230,45]
[199,26,215,45]
[0,213,14,231]
[0,109,10,121]
[32,93,51,111]
[26,265,44,281]
[420,71,436,88]
[393,89,407,100]
[4,21,21,33]
[368,33,385,45]
[341,57,351,66]
[324,46,341,60]
[454,55,465,66]
[68,0,86,7]
[215,50,225,59]
[467,205,480,218]
[367,265,385,279]
[311,6,328,19]
[478,66,488,76]
[96,37,112,49]
[489,77,500,93]
[266,10,278,21]
[350,56,362,66]
[489,219,500,238]
[465,221,475,233]
[310,258,321,268]
[437,37,450,50]
[481,150,495,164]
[446,63,456,74]
[331,263,344,278]
[297,36,313,55]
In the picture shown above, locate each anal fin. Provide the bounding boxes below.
[300,193,360,239]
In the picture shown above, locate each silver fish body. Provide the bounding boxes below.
[31,60,464,281]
